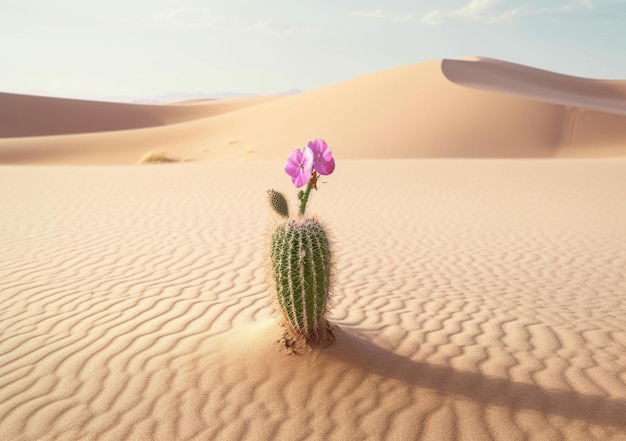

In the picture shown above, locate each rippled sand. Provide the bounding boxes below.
[1,160,625,440]
[2,56,626,440]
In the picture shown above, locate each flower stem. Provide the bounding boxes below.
[298,170,320,216]
[298,181,313,215]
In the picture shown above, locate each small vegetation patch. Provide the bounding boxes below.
[137,151,179,164]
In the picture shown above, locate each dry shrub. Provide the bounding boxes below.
[137,151,179,164]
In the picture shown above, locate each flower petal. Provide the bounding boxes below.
[284,148,303,178]
[292,170,311,188]
[284,147,314,188]
[308,138,335,175]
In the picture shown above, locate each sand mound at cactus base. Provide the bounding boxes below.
[1,160,626,440]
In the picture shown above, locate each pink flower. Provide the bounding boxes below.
[285,147,314,188]
[307,138,335,175]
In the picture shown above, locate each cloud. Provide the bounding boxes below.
[245,20,314,36]
[351,9,413,22]
[421,0,501,24]
[483,7,525,24]
[149,7,221,28]
[448,0,500,21]
[422,0,598,25]
[146,8,312,35]
[421,9,447,25]
[578,0,595,9]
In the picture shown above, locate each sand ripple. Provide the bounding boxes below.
[1,160,625,440]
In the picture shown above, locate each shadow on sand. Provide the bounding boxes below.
[325,326,626,429]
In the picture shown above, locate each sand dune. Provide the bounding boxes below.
[1,56,626,440]
[1,57,626,165]
[1,160,625,440]
[442,57,626,114]
[0,92,278,138]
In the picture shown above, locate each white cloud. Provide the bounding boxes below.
[351,9,413,22]
[422,0,598,25]
[145,8,311,35]
[421,9,447,25]
[245,20,314,36]
[150,7,220,28]
[449,0,500,21]
[483,7,525,24]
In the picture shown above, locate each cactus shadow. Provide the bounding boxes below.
[325,326,626,429]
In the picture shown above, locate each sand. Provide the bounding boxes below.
[1,57,625,440]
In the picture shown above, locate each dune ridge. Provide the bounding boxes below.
[1,160,625,440]
[442,57,626,114]
[1,57,626,164]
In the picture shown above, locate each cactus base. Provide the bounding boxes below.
[278,318,335,354]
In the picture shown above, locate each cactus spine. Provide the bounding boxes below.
[268,189,334,347]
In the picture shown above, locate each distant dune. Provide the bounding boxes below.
[0,92,279,138]
[1,57,626,441]
[1,57,625,164]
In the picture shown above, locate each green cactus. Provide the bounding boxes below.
[267,189,289,219]
[270,217,335,346]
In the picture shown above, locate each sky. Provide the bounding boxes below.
[1,0,625,100]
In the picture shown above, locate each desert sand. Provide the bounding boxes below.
[1,57,625,441]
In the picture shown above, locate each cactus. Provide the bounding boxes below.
[269,138,336,349]
[270,217,334,346]
[267,189,289,219]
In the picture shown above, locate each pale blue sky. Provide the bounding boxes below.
[1,0,625,99]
